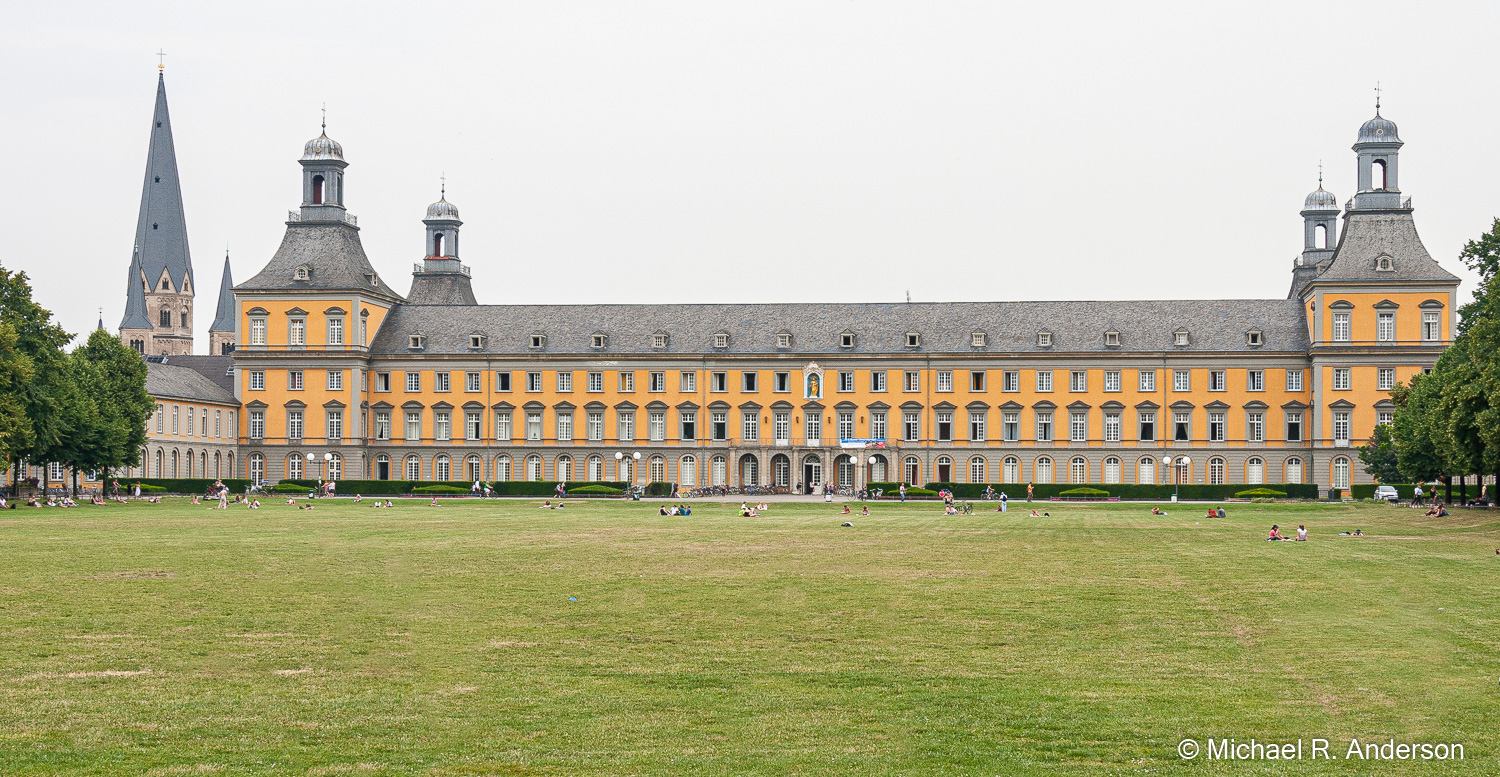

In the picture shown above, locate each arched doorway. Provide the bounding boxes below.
[739,454,760,486]
[801,453,822,494]
[935,455,952,483]
[868,453,888,483]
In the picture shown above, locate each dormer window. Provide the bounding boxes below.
[840,332,855,349]
[1247,330,1263,346]
[713,332,729,349]
[1174,330,1190,347]
[591,334,608,349]
[529,334,546,350]
[408,335,425,350]
[1037,332,1052,347]
[365,272,378,286]
[971,332,987,347]
[469,334,485,350]
[652,332,669,349]
[776,332,792,349]
[905,332,921,348]
[1104,331,1120,347]
[293,266,310,281]
[1375,256,1394,272]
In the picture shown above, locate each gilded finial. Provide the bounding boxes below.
[156,49,166,71]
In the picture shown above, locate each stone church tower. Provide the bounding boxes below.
[119,70,195,355]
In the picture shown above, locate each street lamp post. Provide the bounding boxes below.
[1161,455,1191,501]
[306,452,316,487]
[323,452,333,489]
[615,451,641,492]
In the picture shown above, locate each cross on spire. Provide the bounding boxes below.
[156,49,166,71]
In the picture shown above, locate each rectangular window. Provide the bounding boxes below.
[1069,411,1087,442]
[1377,312,1395,342]
[493,411,511,441]
[289,317,305,346]
[1104,412,1121,442]
[1174,412,1190,441]
[839,371,855,393]
[742,412,759,442]
[327,317,344,345]
[286,409,302,441]
[773,412,789,443]
[712,411,728,441]
[435,372,451,392]
[773,372,791,393]
[648,412,665,441]
[1209,370,1226,391]
[968,411,985,441]
[1036,412,1053,442]
[1377,367,1395,390]
[557,372,573,392]
[1246,370,1264,392]
[374,411,390,441]
[404,411,421,441]
[1138,370,1156,392]
[585,412,603,441]
[970,371,986,392]
[1002,411,1019,442]
[837,411,854,440]
[936,371,953,393]
[741,372,757,392]
[904,371,921,392]
[1070,370,1087,392]
[250,370,265,391]
[1333,312,1351,342]
[679,372,696,392]
[463,372,480,392]
[617,412,634,442]
[870,371,887,392]
[527,372,543,392]
[936,411,952,441]
[679,411,696,440]
[526,412,542,441]
[903,412,920,442]
[588,372,604,393]
[186,407,194,436]
[1139,412,1155,441]
[1333,411,1351,442]
[1208,411,1226,442]
[1003,371,1019,392]
[1286,411,1302,442]
[1333,368,1351,390]
[619,372,635,392]
[709,372,728,392]
[1422,311,1440,341]
[327,370,343,391]
[249,410,264,439]
[804,413,820,444]
[214,410,221,438]
[1286,369,1303,392]
[1103,370,1121,393]
[327,410,343,442]
[648,372,666,392]
[1036,371,1053,392]
[1247,411,1264,442]
[1378,410,1394,426]
[288,371,304,391]
[870,412,887,440]
[1173,370,1190,392]
[406,372,422,392]
[250,317,266,345]
[496,371,512,392]
[466,411,482,441]
[555,413,572,442]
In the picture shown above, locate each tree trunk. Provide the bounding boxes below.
[1459,475,1468,505]
[1444,476,1453,503]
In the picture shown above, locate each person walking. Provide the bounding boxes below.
[1412,484,1424,507]
[999,491,1008,512]
[1026,482,1034,502]
[899,483,907,503]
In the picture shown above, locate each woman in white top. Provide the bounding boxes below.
[1297,525,1308,541]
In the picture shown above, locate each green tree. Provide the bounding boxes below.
[71,329,152,488]
[1357,422,1402,483]
[1390,375,1448,485]
[0,267,71,488]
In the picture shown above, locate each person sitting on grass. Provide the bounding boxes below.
[250,499,260,509]
[944,504,957,515]
[1029,508,1049,517]
[678,504,689,516]
[1297,524,1308,541]
[429,497,441,507]
[27,497,40,507]
[1267,525,1283,541]
[286,498,297,505]
[91,494,104,506]
[860,506,869,516]
[840,504,851,515]
[299,503,315,510]
[1150,506,1166,515]
[539,500,553,509]
[353,494,363,503]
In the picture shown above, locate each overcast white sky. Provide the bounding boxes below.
[2,1,1493,350]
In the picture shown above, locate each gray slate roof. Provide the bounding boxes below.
[238,221,403,299]
[209,254,236,331]
[371,299,1309,356]
[146,357,236,405]
[131,73,193,295]
[1316,211,1459,284]
[119,249,152,329]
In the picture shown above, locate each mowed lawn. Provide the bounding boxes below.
[1,498,1497,776]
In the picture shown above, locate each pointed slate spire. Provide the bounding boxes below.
[120,247,152,329]
[132,71,193,297]
[209,251,235,333]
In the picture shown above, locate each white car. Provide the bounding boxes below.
[1373,485,1399,503]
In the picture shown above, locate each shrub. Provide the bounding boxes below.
[645,481,674,497]
[1059,487,1110,497]
[276,479,631,496]
[569,485,623,496]
[412,485,470,495]
[922,482,1319,501]
[126,483,167,493]
[272,483,311,494]
[1235,488,1288,498]
[118,479,251,494]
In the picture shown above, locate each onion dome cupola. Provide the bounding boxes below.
[297,116,350,222]
[407,180,477,305]
[1290,173,1339,298]
[1351,93,1406,211]
[423,184,462,259]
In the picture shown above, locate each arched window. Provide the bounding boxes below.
[406,455,422,481]
[526,454,543,481]
[587,455,603,482]
[226,451,234,478]
[868,454,887,482]
[435,454,451,481]
[711,455,727,486]
[374,453,390,480]
[834,454,854,488]
[1070,456,1087,484]
[649,455,665,483]
[556,455,573,483]
[740,455,759,486]
[328,453,342,481]
[312,174,325,204]
[185,449,194,478]
[494,455,511,481]
[1104,456,1121,484]
[678,455,696,487]
[249,453,264,484]
[935,455,952,483]
[1035,456,1053,484]
[1003,456,1019,483]
[171,450,180,478]
[1285,457,1302,485]
[201,452,207,478]
[903,456,920,486]
[1208,456,1225,485]
[1315,223,1328,249]
[1246,457,1264,485]
[617,456,633,483]
[969,456,986,484]
[771,454,790,487]
[1372,159,1387,189]
[1332,456,1350,489]
[214,451,222,478]
[433,232,445,256]
[466,455,481,482]
[286,453,301,480]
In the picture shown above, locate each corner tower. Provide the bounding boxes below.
[1289,175,1339,298]
[406,184,477,305]
[119,70,195,355]
[209,252,237,354]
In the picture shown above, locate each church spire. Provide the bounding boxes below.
[208,251,237,354]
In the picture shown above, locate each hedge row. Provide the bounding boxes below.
[277,479,632,496]
[120,478,252,494]
[917,482,1322,500]
[644,481,674,497]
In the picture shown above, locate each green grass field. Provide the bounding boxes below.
[1,497,1497,775]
